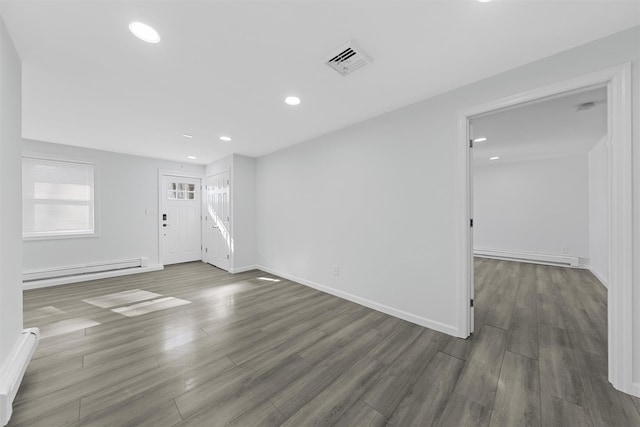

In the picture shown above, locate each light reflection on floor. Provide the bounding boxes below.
[82,289,162,308]
[111,297,192,317]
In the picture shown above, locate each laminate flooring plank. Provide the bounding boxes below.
[280,355,383,427]
[227,399,286,427]
[540,393,593,427]
[535,265,566,329]
[118,400,184,427]
[82,327,207,367]
[573,350,640,427]
[361,328,443,417]
[507,308,539,360]
[270,329,382,418]
[490,351,540,427]
[77,354,235,419]
[453,325,508,410]
[538,324,586,407]
[6,400,79,427]
[298,310,386,365]
[9,356,158,425]
[435,393,492,427]
[175,354,310,426]
[16,349,160,404]
[334,400,386,427]
[387,351,464,427]
[439,334,472,361]
[367,322,424,366]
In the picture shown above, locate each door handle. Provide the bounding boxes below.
[212,226,219,229]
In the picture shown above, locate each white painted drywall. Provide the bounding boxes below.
[205,154,257,272]
[0,16,23,365]
[22,140,204,271]
[473,154,589,262]
[588,137,609,287]
[231,155,257,271]
[255,25,639,356]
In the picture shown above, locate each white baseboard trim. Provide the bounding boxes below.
[23,265,164,290]
[631,382,640,398]
[229,265,258,274]
[0,328,40,426]
[587,268,609,289]
[256,265,458,337]
[474,248,579,267]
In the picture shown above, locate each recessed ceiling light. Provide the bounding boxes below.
[187,156,197,160]
[129,22,161,44]
[473,137,488,143]
[219,136,232,142]
[285,96,301,106]
[478,0,493,3]
[489,156,500,160]
[182,134,193,139]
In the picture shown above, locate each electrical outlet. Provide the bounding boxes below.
[333,265,340,276]
[562,247,569,254]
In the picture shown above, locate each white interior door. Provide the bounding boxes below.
[204,172,230,271]
[161,175,201,265]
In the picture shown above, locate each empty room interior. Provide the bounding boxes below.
[0,1,639,426]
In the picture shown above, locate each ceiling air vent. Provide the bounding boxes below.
[325,41,372,76]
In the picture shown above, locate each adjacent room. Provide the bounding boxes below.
[0,1,639,426]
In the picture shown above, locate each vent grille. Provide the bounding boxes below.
[326,41,372,76]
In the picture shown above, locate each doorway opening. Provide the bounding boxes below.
[455,64,633,395]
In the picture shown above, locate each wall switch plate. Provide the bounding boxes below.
[333,265,340,276]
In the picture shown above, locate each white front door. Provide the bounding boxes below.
[161,175,201,265]
[204,172,230,271]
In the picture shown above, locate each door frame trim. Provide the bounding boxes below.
[454,63,634,395]
[157,169,203,266]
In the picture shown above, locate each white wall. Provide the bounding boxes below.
[231,155,257,271]
[255,26,639,353]
[22,139,204,271]
[473,154,589,263]
[0,16,22,365]
[205,154,257,272]
[588,137,608,286]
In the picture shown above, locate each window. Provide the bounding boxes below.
[167,182,195,200]
[22,157,96,239]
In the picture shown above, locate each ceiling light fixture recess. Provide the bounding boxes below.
[478,0,493,3]
[473,137,488,143]
[182,134,193,139]
[285,96,301,106]
[489,156,500,160]
[187,156,197,160]
[129,22,161,43]
[219,136,232,142]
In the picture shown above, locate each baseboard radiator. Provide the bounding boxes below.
[0,328,40,426]
[474,249,579,267]
[23,258,149,282]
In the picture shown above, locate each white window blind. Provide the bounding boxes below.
[22,157,96,238]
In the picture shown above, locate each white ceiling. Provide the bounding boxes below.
[472,86,607,166]
[0,1,637,164]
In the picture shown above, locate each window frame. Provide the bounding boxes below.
[22,153,100,241]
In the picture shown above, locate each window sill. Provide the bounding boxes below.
[23,232,100,242]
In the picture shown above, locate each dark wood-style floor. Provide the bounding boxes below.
[8,258,640,426]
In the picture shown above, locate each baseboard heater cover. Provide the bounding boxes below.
[474,249,579,267]
[0,328,40,426]
[23,257,149,282]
